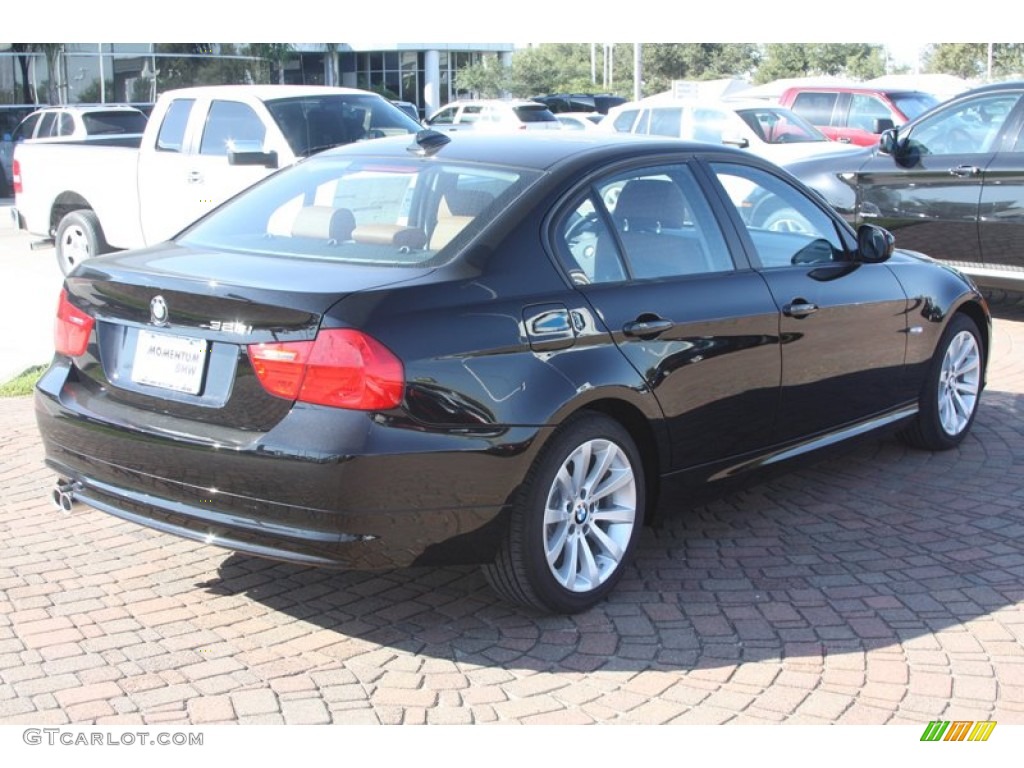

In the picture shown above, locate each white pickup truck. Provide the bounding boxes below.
[12,84,422,274]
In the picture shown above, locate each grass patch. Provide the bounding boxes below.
[0,365,47,397]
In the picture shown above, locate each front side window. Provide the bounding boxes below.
[200,101,266,156]
[156,99,195,153]
[556,163,734,284]
[711,162,846,268]
[848,94,892,133]
[908,93,1021,155]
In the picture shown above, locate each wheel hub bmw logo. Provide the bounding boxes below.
[150,295,169,326]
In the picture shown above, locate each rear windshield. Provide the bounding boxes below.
[265,94,422,157]
[82,111,147,135]
[178,153,542,266]
[513,105,558,123]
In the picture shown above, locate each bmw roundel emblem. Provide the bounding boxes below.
[150,295,169,326]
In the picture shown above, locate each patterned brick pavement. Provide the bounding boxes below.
[1,295,1022,725]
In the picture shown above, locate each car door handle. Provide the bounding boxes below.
[623,318,674,338]
[783,301,818,318]
[187,171,203,184]
[838,137,852,144]
[950,164,981,178]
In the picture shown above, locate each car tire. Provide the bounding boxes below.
[56,209,109,276]
[483,413,644,614]
[899,313,984,451]
[762,206,814,234]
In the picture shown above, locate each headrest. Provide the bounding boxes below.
[352,224,427,249]
[291,207,356,241]
[613,180,688,231]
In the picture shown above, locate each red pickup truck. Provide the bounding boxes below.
[778,86,939,146]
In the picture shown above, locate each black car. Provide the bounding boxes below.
[36,130,990,614]
[533,93,627,115]
[784,80,1024,291]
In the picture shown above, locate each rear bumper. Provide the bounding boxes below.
[35,364,547,569]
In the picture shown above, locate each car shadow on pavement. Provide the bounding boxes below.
[199,388,1024,675]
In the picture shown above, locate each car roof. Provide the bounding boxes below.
[957,79,1024,96]
[26,104,144,114]
[156,85,387,102]
[322,129,754,172]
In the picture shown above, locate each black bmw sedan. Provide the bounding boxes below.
[36,130,990,614]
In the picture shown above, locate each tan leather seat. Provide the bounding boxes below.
[428,190,494,250]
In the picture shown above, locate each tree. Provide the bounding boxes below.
[754,43,885,84]
[641,44,760,93]
[924,43,1024,80]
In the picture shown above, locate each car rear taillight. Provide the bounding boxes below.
[12,159,21,194]
[248,329,404,410]
[55,289,94,357]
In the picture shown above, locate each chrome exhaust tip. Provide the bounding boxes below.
[50,480,79,514]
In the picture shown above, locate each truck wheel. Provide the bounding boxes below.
[56,210,108,276]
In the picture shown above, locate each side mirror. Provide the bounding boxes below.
[722,134,749,149]
[226,140,278,169]
[857,223,895,263]
[873,118,895,134]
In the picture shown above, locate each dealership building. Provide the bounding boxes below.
[0,43,515,121]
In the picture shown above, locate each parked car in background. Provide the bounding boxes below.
[778,85,939,146]
[783,80,1024,290]
[13,85,422,274]
[601,98,861,167]
[424,99,561,132]
[11,104,148,143]
[36,130,989,614]
[0,105,37,196]
[533,93,627,115]
[556,112,604,131]
[390,100,419,121]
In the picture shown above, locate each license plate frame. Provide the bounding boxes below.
[130,329,208,395]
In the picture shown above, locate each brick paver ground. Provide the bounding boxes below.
[1,294,1022,725]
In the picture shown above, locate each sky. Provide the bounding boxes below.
[9,0,996,58]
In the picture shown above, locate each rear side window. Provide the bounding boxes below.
[556,164,735,284]
[648,107,682,137]
[12,113,40,142]
[82,111,147,136]
[790,92,838,126]
[156,99,195,152]
[37,112,57,138]
[57,112,75,137]
[200,101,266,156]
